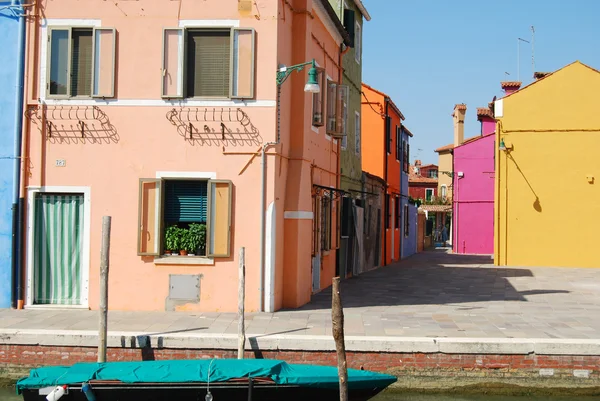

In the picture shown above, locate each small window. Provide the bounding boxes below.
[354,21,361,64]
[162,27,255,99]
[355,111,361,156]
[441,185,447,199]
[404,205,409,237]
[428,169,438,179]
[395,196,400,229]
[47,27,116,98]
[425,188,434,202]
[137,178,232,257]
[384,194,390,229]
[341,134,347,150]
[320,195,332,251]
[312,68,326,126]
[395,126,400,161]
[386,117,392,154]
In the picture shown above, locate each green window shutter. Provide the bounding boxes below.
[164,181,207,223]
[71,28,93,97]
[187,30,231,98]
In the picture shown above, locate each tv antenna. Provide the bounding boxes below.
[517,37,529,82]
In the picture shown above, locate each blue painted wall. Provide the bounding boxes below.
[0,4,20,307]
[402,203,418,258]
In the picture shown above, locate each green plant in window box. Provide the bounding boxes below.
[164,225,182,255]
[186,223,206,256]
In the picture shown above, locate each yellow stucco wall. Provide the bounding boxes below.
[494,61,600,267]
[437,151,453,199]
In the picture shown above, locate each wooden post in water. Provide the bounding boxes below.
[238,247,246,359]
[98,216,111,363]
[332,277,348,401]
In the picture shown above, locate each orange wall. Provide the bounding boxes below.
[360,84,402,266]
[277,0,341,308]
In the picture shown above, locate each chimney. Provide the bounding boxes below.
[534,71,549,80]
[415,160,421,167]
[453,103,466,147]
[501,81,522,96]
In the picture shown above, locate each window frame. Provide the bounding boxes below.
[440,184,447,199]
[354,20,361,64]
[354,111,361,156]
[312,67,326,127]
[161,26,256,100]
[136,177,232,258]
[425,188,434,202]
[395,125,400,161]
[46,26,116,100]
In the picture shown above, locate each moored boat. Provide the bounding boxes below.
[17,359,397,401]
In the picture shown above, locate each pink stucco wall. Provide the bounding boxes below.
[452,130,495,255]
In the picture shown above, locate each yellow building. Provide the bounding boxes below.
[494,61,600,268]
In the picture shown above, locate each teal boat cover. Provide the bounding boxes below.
[16,359,396,393]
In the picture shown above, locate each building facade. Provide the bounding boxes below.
[452,107,495,255]
[0,1,26,308]
[361,83,404,265]
[17,0,351,312]
[408,161,438,201]
[494,61,600,268]
[328,0,370,279]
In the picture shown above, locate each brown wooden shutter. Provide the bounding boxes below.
[207,180,233,257]
[137,179,163,256]
[230,28,255,99]
[92,28,116,98]
[162,28,184,98]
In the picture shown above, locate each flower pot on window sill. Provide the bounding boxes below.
[179,250,188,256]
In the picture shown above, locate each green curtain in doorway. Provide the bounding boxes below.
[34,194,84,305]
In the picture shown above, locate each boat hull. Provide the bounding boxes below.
[21,382,388,401]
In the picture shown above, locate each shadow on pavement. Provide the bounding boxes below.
[293,251,570,311]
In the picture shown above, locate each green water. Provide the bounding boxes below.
[1,387,597,401]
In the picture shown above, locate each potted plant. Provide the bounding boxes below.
[187,223,206,256]
[179,227,189,256]
[164,225,181,255]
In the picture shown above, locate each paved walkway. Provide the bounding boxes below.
[2,250,600,354]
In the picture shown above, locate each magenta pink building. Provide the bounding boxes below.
[452,107,496,255]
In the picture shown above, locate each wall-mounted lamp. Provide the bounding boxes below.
[499,139,513,152]
[457,171,464,178]
[276,59,320,93]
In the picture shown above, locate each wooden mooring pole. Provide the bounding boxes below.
[332,277,348,401]
[98,216,111,363]
[238,247,246,359]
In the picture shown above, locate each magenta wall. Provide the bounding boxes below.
[452,131,495,255]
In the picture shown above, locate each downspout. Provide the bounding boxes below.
[259,85,280,312]
[383,99,388,266]
[10,0,26,308]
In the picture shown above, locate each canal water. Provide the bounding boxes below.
[1,387,597,401]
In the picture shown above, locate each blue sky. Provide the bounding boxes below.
[361,0,600,165]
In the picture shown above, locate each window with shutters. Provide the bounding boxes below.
[137,178,233,258]
[325,79,349,136]
[161,27,255,99]
[47,27,116,99]
[395,126,400,161]
[395,196,400,229]
[312,68,326,126]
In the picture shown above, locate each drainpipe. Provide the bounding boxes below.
[259,86,280,312]
[383,99,388,266]
[10,0,26,308]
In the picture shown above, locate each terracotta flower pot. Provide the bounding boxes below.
[179,250,188,256]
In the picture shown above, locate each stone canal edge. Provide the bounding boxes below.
[1,329,600,394]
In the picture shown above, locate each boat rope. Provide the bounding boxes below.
[205,359,214,401]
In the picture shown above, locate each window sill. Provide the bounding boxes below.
[154,255,214,266]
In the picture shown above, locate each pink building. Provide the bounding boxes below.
[17,0,353,312]
[452,106,496,255]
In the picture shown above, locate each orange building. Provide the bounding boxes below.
[361,83,404,265]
